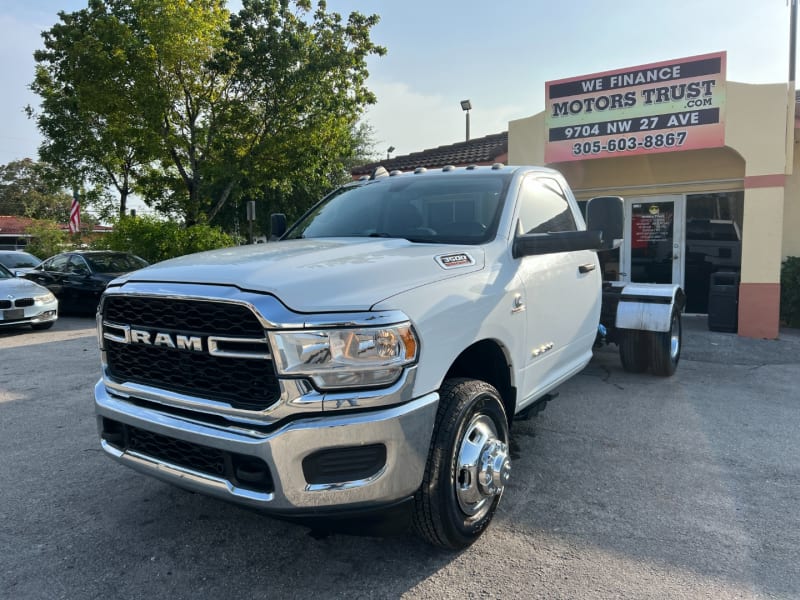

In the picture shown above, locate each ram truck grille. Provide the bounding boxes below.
[102,295,281,410]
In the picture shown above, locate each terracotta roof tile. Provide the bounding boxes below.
[352,131,508,176]
[0,215,112,234]
[0,215,37,234]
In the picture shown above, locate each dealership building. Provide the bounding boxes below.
[357,51,799,339]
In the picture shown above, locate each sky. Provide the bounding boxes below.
[0,0,796,168]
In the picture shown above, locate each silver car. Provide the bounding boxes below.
[0,250,42,277]
[0,263,58,330]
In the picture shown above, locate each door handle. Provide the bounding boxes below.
[578,263,596,274]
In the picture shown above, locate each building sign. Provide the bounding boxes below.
[632,204,673,246]
[545,52,726,163]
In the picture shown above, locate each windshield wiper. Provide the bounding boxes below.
[367,232,437,244]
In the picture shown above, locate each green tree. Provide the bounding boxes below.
[209,0,384,223]
[30,1,162,218]
[0,159,73,221]
[211,121,378,236]
[30,0,384,228]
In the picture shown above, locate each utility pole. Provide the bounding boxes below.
[791,0,798,83]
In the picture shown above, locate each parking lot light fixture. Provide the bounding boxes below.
[460,99,472,141]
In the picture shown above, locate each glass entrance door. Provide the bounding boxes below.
[623,196,685,285]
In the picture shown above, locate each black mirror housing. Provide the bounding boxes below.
[270,213,287,240]
[586,196,624,251]
[513,229,603,258]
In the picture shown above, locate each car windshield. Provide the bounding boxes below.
[0,264,12,279]
[284,173,512,245]
[0,252,41,269]
[85,254,148,273]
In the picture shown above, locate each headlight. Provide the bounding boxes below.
[34,292,56,305]
[269,323,418,390]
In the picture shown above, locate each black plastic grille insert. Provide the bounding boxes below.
[102,295,280,409]
[104,295,265,336]
[101,418,273,493]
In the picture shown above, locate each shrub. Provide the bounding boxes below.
[91,216,235,264]
[24,220,69,259]
[781,256,800,328]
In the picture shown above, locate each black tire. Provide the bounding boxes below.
[31,322,55,331]
[413,378,510,550]
[649,308,682,376]
[619,329,649,373]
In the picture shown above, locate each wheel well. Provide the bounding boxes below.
[444,340,516,424]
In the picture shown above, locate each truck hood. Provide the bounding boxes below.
[116,238,485,312]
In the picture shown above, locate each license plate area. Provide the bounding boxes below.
[2,308,25,321]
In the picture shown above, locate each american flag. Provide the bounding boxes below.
[69,192,80,234]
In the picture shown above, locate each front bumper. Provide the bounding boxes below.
[0,304,58,327]
[95,380,438,513]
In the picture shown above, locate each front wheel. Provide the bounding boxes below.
[413,378,510,550]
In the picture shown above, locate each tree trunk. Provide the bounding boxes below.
[207,179,237,223]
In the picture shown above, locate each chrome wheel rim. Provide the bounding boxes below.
[455,412,510,518]
[670,315,681,360]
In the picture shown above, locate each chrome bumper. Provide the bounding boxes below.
[95,380,438,512]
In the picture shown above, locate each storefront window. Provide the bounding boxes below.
[684,191,744,313]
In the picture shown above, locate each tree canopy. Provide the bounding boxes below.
[30,0,384,226]
[0,158,72,221]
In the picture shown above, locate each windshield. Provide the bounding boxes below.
[0,264,12,279]
[0,252,41,269]
[284,173,512,245]
[85,253,148,273]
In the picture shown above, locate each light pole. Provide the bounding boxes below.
[387,146,395,160]
[460,99,472,141]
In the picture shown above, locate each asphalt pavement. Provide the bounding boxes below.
[1,315,798,599]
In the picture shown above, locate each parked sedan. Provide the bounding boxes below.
[0,263,58,330]
[0,250,42,276]
[25,251,148,314]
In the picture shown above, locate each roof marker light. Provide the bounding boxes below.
[442,165,455,172]
[414,167,427,174]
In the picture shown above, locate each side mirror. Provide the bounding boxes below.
[270,213,287,240]
[586,196,624,251]
[513,224,603,258]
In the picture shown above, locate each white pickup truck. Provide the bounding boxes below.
[94,164,684,549]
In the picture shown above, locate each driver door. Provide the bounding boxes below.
[515,175,601,404]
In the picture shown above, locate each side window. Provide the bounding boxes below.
[68,256,90,274]
[45,255,70,273]
[517,177,577,234]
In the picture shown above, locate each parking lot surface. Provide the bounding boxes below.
[1,315,799,599]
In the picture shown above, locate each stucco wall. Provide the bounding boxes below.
[783,140,800,259]
[725,82,791,177]
[508,113,545,166]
